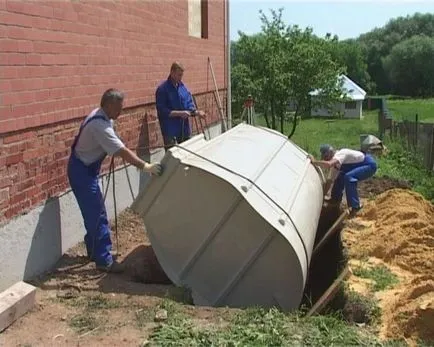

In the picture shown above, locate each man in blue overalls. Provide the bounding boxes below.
[68,88,162,273]
[155,61,206,150]
[310,144,378,217]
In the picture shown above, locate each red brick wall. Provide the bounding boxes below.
[0,0,228,222]
[0,89,226,222]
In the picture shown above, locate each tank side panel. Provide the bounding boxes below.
[183,199,274,305]
[223,231,305,311]
[183,125,286,181]
[143,166,239,284]
[288,166,324,260]
[133,124,324,310]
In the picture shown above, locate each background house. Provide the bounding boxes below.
[0,0,230,291]
[310,74,367,119]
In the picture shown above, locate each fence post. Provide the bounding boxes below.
[378,110,383,139]
[431,126,434,171]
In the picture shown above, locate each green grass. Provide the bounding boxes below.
[375,139,434,202]
[387,98,434,123]
[135,306,158,327]
[254,111,379,156]
[61,294,122,310]
[69,313,99,334]
[148,300,403,347]
[64,294,123,335]
[286,111,379,157]
[251,110,434,202]
[352,264,399,291]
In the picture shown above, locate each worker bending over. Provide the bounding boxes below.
[155,61,206,150]
[310,144,377,216]
[68,88,162,273]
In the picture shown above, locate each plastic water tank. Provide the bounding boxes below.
[131,123,326,311]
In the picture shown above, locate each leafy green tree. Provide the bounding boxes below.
[383,35,434,97]
[358,12,434,95]
[231,8,345,134]
[329,39,375,93]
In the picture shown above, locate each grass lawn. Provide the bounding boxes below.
[252,111,434,202]
[387,98,434,123]
[282,111,379,156]
[149,299,396,346]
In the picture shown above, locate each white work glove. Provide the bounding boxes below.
[142,162,163,176]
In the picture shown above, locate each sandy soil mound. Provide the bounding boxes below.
[386,275,434,343]
[343,188,434,345]
[351,189,434,274]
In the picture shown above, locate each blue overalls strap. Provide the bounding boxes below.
[71,115,109,151]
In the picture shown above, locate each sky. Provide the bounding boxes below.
[229,0,434,41]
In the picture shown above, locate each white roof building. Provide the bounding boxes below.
[310,74,367,119]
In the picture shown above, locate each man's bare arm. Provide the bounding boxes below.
[115,147,161,174]
[115,147,145,169]
[169,110,190,118]
[311,158,340,169]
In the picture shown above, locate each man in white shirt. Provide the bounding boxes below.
[310,144,377,216]
[67,88,163,273]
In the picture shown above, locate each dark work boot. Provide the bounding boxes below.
[348,205,363,218]
[96,260,125,274]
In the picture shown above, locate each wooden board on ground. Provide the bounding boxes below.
[306,265,350,318]
[0,281,36,332]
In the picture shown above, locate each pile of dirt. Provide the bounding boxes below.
[111,209,171,285]
[343,188,434,345]
[386,275,434,343]
[351,189,433,274]
[358,176,411,198]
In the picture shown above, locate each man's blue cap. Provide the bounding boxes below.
[319,144,332,159]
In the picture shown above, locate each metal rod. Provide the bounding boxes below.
[208,57,227,131]
[122,157,135,201]
[111,159,120,254]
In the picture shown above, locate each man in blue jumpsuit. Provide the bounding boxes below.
[68,88,162,273]
[310,144,377,216]
[155,61,206,150]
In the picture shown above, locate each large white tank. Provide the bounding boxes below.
[131,123,326,311]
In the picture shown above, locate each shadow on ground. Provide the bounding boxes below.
[28,242,192,303]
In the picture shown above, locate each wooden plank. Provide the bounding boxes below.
[0,281,36,332]
[312,210,349,258]
[305,265,350,318]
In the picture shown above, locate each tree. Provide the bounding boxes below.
[329,39,375,93]
[383,35,434,97]
[231,8,345,134]
[230,33,266,119]
[358,12,434,95]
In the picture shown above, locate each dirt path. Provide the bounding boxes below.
[0,210,188,347]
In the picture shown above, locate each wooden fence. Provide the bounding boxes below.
[378,103,434,171]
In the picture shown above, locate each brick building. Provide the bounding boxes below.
[0,0,230,290]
